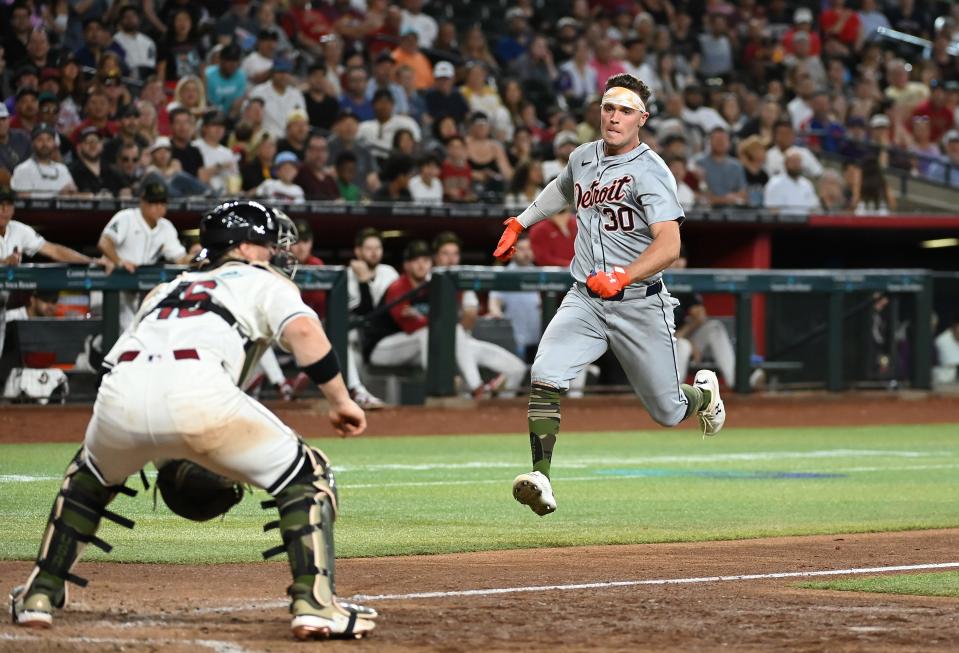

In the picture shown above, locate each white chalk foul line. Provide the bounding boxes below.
[0,632,257,653]
[349,562,959,602]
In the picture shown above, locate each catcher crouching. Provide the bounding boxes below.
[9,200,376,640]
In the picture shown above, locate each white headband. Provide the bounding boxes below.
[602,86,647,113]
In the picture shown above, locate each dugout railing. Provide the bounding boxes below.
[0,264,351,370]
[0,265,941,398]
[426,267,936,396]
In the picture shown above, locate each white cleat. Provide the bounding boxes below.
[512,471,557,516]
[693,369,726,436]
[290,599,376,641]
[10,586,52,629]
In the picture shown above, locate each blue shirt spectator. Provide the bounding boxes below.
[205,45,247,115]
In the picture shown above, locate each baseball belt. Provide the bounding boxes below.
[580,279,663,302]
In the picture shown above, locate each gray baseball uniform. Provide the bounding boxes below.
[518,140,688,425]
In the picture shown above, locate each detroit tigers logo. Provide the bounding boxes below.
[574,175,631,211]
[575,175,636,232]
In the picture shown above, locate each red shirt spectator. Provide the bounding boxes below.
[529,214,577,266]
[71,119,119,144]
[911,97,954,143]
[820,5,861,48]
[282,3,334,44]
[385,274,428,334]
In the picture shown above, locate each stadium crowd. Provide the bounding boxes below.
[0,0,957,213]
[3,0,959,400]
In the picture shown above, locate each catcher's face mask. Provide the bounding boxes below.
[269,209,299,279]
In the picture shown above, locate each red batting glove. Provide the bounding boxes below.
[586,266,630,298]
[493,217,524,262]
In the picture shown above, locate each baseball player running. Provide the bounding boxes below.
[10,200,377,640]
[493,74,726,516]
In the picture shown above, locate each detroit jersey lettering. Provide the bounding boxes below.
[554,140,685,285]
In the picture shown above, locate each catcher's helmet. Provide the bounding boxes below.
[197,200,299,276]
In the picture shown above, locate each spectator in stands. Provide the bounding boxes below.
[739,96,782,147]
[737,136,769,208]
[765,120,823,179]
[75,18,126,74]
[801,90,845,154]
[334,152,363,202]
[277,110,311,162]
[505,160,544,209]
[542,131,578,184]
[97,182,191,327]
[440,135,475,203]
[10,124,77,197]
[400,0,437,48]
[366,51,409,116]
[858,0,891,44]
[884,58,929,111]
[787,74,816,130]
[692,127,747,207]
[24,30,55,76]
[328,111,380,193]
[667,157,697,211]
[461,24,499,73]
[911,79,954,144]
[855,156,896,214]
[250,59,307,140]
[69,126,127,196]
[68,89,117,145]
[529,210,576,267]
[358,90,422,160]
[557,37,597,110]
[0,105,30,188]
[509,35,557,102]
[114,141,143,198]
[681,85,728,135]
[461,61,512,141]
[229,98,266,162]
[294,133,339,201]
[239,134,276,192]
[424,61,469,125]
[391,129,418,159]
[908,116,942,177]
[213,0,257,46]
[103,104,147,170]
[785,32,827,91]
[11,89,41,136]
[205,43,246,118]
[391,29,433,91]
[113,5,157,79]
[487,234,541,361]
[783,7,821,57]
[303,64,341,134]
[926,130,959,186]
[158,8,205,82]
[168,108,209,183]
[763,148,821,213]
[589,39,626,96]
[242,29,279,86]
[0,186,107,269]
[495,8,533,68]
[194,111,239,195]
[818,169,850,212]
[408,153,442,204]
[396,64,428,125]
[143,136,205,198]
[465,112,511,200]
[371,154,414,202]
[253,151,305,201]
[698,13,734,79]
[339,65,375,122]
[2,4,33,69]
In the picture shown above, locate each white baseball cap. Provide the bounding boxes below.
[148,136,172,153]
[433,61,455,79]
[794,7,813,23]
[868,114,890,129]
[0,104,9,119]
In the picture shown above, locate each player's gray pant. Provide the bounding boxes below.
[532,284,688,426]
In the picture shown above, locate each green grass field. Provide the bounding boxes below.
[1,424,958,564]
[799,571,959,598]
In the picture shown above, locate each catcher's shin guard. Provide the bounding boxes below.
[21,448,136,609]
[261,445,376,639]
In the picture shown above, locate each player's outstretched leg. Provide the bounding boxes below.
[682,370,725,436]
[261,445,376,641]
[512,381,560,516]
[10,448,136,628]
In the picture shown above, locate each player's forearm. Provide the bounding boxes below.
[284,315,352,406]
[623,229,681,284]
[42,243,93,264]
[97,237,122,264]
[517,178,571,228]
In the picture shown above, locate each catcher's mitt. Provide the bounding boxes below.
[155,460,244,522]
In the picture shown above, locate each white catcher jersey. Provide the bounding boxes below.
[554,140,685,285]
[104,260,317,385]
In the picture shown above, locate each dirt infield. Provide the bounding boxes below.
[2,529,958,652]
[3,393,959,443]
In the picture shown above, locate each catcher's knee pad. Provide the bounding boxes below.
[26,448,136,607]
[261,444,338,609]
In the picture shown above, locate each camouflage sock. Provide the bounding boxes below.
[681,384,712,420]
[528,382,562,478]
